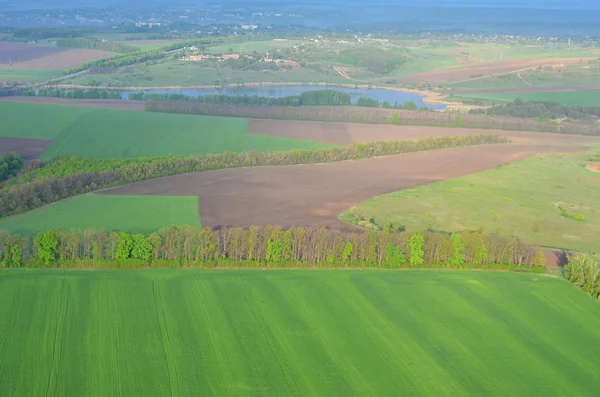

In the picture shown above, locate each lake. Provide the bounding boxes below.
[122,85,446,110]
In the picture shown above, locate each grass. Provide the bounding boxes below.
[0,194,201,235]
[456,91,600,106]
[0,269,598,396]
[0,69,62,81]
[342,147,600,253]
[0,102,332,159]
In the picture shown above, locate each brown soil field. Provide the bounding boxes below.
[100,144,584,229]
[0,42,70,64]
[249,119,600,146]
[0,137,52,160]
[398,58,592,84]
[0,42,116,70]
[0,96,145,110]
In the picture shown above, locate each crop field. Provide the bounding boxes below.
[0,69,62,81]
[100,144,582,229]
[0,269,599,397]
[0,102,331,159]
[342,146,600,252]
[0,194,201,235]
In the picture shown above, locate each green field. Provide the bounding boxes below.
[0,269,598,396]
[207,39,304,53]
[0,69,62,81]
[457,91,600,106]
[0,194,200,235]
[0,102,331,159]
[342,147,600,253]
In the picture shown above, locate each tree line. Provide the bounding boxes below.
[128,90,352,106]
[0,153,23,183]
[0,134,507,218]
[147,101,600,136]
[471,98,600,120]
[0,226,547,270]
[20,88,122,100]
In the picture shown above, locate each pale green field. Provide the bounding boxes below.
[456,91,600,106]
[0,194,201,235]
[208,39,304,53]
[0,269,599,396]
[342,147,600,253]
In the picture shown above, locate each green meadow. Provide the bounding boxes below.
[0,269,598,397]
[0,194,201,235]
[0,102,331,159]
[342,147,600,252]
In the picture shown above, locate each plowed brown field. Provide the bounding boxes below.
[0,137,52,160]
[0,42,116,70]
[398,58,592,84]
[100,144,584,229]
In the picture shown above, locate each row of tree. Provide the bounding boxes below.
[0,226,547,270]
[1,134,507,218]
[128,90,352,106]
[471,98,600,120]
[20,88,122,100]
[0,153,23,183]
[147,101,600,136]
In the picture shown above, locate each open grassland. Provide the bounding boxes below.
[0,194,200,235]
[0,270,599,397]
[444,62,600,91]
[342,146,600,253]
[0,102,331,159]
[456,91,600,106]
[68,58,348,88]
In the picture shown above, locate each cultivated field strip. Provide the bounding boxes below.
[0,270,599,396]
[101,144,584,229]
[249,119,600,146]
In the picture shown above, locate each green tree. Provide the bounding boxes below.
[36,230,59,266]
[531,248,547,268]
[475,244,488,265]
[115,232,133,261]
[342,241,354,263]
[409,234,424,267]
[450,233,465,268]
[132,234,152,261]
